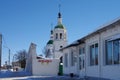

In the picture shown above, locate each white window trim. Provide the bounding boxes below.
[89,42,99,66]
[105,38,120,65]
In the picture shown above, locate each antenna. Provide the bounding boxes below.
[58,0,62,23]
[58,0,62,18]
[58,0,61,13]
[59,4,61,13]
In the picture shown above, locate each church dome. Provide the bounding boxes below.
[55,24,65,29]
[47,40,53,44]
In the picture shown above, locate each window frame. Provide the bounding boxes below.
[89,43,98,66]
[79,47,85,70]
[105,38,120,65]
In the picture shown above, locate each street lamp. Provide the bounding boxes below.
[8,49,10,66]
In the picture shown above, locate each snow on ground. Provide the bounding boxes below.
[0,76,83,80]
[0,70,31,78]
[0,70,83,80]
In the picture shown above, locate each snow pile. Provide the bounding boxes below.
[0,70,31,78]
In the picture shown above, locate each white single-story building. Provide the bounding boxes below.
[61,17,120,80]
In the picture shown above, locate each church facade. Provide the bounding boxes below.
[61,18,120,80]
[45,12,67,59]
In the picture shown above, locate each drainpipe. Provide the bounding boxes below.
[76,46,79,77]
[99,32,102,79]
[85,43,87,79]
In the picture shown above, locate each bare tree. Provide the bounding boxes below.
[14,49,27,69]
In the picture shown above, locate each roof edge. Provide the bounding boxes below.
[60,17,120,50]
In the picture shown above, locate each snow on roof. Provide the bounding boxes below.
[61,17,120,50]
[95,17,120,31]
[85,16,120,37]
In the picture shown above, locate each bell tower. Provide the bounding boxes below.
[45,1,67,58]
[53,11,67,58]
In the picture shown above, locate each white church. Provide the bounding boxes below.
[25,12,68,76]
[45,12,67,59]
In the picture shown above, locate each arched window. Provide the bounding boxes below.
[60,33,62,39]
[56,33,58,39]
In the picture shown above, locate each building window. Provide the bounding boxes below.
[60,33,62,39]
[64,53,68,67]
[71,51,75,66]
[90,43,98,66]
[79,47,85,55]
[56,33,58,39]
[79,57,85,70]
[105,39,120,65]
[79,47,85,70]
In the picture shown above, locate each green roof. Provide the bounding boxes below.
[47,40,53,44]
[55,24,65,29]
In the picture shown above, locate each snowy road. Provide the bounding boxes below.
[0,76,83,80]
[0,71,83,80]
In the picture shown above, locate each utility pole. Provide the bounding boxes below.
[8,49,10,66]
[6,48,10,70]
[4,46,10,70]
[0,34,2,70]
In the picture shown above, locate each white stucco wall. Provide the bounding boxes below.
[100,24,120,80]
[26,43,60,76]
[77,44,85,78]
[25,43,36,74]
[85,23,120,79]
[63,47,78,76]
[85,34,100,77]
[32,59,60,76]
[62,20,120,80]
[63,48,69,74]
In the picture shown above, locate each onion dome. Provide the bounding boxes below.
[47,40,53,44]
[55,24,65,29]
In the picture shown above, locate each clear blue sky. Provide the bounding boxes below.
[0,0,120,65]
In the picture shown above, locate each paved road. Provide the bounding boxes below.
[0,76,84,80]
